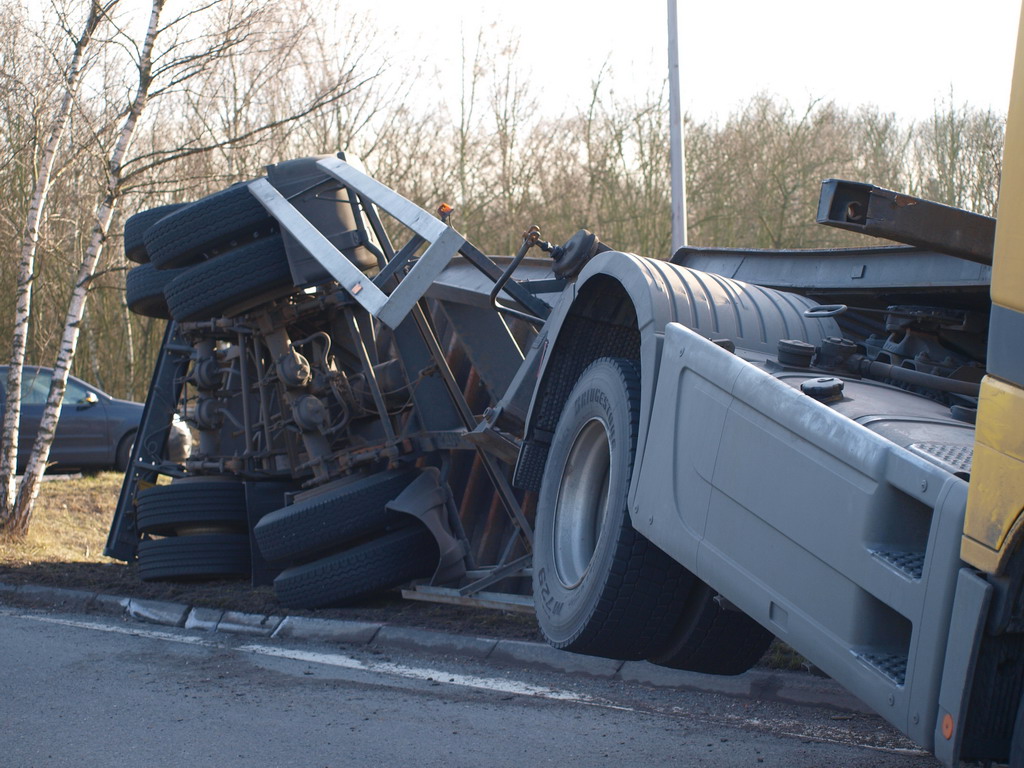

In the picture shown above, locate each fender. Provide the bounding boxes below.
[512,249,840,493]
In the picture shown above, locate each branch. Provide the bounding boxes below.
[123,73,378,179]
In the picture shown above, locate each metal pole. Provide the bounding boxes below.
[668,0,688,251]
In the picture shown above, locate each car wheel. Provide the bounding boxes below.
[135,478,248,536]
[145,183,277,270]
[137,533,250,581]
[124,203,188,263]
[163,235,295,321]
[125,262,187,318]
[646,581,774,675]
[253,469,419,564]
[532,357,693,660]
[273,524,438,608]
[115,431,136,473]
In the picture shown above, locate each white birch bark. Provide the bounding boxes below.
[7,0,163,534]
[0,0,111,521]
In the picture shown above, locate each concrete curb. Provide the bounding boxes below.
[272,615,381,644]
[375,625,497,659]
[127,597,189,627]
[0,580,871,714]
[217,610,283,637]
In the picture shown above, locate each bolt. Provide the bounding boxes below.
[920,479,928,492]
[912,713,920,724]
[888,694,895,706]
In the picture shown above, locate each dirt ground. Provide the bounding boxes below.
[0,472,542,641]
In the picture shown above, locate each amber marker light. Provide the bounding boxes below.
[942,714,955,740]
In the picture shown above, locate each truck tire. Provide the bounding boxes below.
[145,183,277,270]
[646,581,774,675]
[137,533,250,581]
[254,469,419,564]
[273,524,438,608]
[163,235,294,321]
[124,203,188,263]
[125,262,186,318]
[532,357,693,660]
[136,478,248,536]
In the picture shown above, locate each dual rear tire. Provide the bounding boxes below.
[125,186,293,323]
[253,469,438,608]
[135,478,250,582]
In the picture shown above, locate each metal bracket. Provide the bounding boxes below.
[249,161,468,329]
[817,179,995,265]
[104,321,191,561]
[317,158,469,328]
[386,467,469,586]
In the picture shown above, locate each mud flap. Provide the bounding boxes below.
[386,468,469,585]
[934,568,993,765]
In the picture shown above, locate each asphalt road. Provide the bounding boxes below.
[0,606,938,768]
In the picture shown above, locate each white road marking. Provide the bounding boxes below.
[237,642,630,708]
[5,610,623,709]
[9,612,212,645]
[3,608,930,757]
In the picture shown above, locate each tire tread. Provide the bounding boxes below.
[137,533,250,581]
[536,357,693,661]
[254,469,418,564]
[146,184,276,269]
[163,235,293,321]
[273,525,438,608]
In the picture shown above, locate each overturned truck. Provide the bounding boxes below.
[107,144,1022,764]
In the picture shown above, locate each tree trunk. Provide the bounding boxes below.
[0,0,111,523]
[122,287,136,402]
[6,0,162,536]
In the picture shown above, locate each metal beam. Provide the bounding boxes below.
[817,179,995,265]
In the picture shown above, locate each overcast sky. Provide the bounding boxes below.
[375,1,1021,122]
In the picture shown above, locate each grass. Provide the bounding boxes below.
[0,472,121,566]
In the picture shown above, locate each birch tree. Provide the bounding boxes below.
[0,0,115,518]
[0,0,161,535]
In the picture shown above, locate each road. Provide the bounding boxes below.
[0,606,937,767]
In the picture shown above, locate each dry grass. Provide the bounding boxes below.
[0,472,546,641]
[0,472,121,566]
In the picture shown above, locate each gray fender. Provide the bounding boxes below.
[512,250,840,493]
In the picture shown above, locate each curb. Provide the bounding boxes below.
[0,580,872,715]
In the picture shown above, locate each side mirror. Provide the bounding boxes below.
[78,391,99,408]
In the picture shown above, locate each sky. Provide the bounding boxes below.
[372,1,1022,122]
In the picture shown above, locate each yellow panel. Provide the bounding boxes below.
[975,378,1024,461]
[963,378,1024,573]
[992,8,1024,313]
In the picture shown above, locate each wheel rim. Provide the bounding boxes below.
[552,417,611,589]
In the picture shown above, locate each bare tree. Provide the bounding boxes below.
[915,93,1004,216]
[0,0,115,519]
